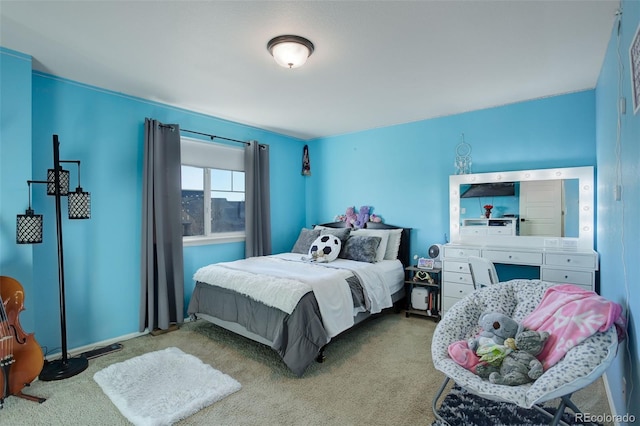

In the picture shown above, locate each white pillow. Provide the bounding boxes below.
[384,228,403,260]
[351,229,389,262]
[308,234,342,262]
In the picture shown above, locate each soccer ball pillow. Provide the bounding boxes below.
[308,235,341,262]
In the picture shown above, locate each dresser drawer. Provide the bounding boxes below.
[545,253,597,269]
[442,296,462,313]
[484,250,542,265]
[443,271,474,286]
[444,246,481,259]
[541,268,593,287]
[443,280,474,298]
[461,227,487,236]
[444,261,471,274]
[487,226,514,236]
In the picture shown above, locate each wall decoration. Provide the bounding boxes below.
[301,144,311,176]
[454,133,472,175]
[631,21,640,114]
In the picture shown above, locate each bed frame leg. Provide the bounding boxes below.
[316,347,326,363]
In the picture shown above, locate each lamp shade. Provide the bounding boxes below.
[267,35,314,69]
[47,168,70,195]
[17,209,43,244]
[68,187,91,219]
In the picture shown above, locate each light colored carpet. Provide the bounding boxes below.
[93,347,241,426]
[1,313,612,425]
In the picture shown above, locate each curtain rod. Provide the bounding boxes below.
[180,128,250,146]
[160,124,249,146]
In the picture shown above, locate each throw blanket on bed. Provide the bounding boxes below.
[522,284,625,369]
[193,263,311,313]
[328,258,392,314]
[275,253,393,315]
[194,255,355,338]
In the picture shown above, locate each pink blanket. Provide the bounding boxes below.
[522,284,625,369]
[448,340,485,373]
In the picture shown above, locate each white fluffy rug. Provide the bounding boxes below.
[94,347,241,426]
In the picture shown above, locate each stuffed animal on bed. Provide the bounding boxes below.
[355,206,370,228]
[344,206,357,227]
[476,329,550,386]
[467,312,523,352]
[369,213,382,223]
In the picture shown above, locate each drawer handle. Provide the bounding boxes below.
[508,255,513,259]
[566,259,571,263]
[459,277,464,281]
[565,275,569,279]
[458,266,463,270]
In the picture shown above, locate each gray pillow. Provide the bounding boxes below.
[339,236,381,263]
[320,227,351,247]
[291,228,321,254]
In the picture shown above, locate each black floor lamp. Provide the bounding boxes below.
[16,134,91,381]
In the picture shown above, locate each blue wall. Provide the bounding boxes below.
[1,68,306,355]
[595,0,640,419]
[0,48,35,329]
[305,91,596,258]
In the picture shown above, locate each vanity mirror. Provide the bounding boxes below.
[449,166,594,250]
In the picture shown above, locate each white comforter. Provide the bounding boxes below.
[193,253,392,338]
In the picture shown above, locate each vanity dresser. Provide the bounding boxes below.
[442,166,598,314]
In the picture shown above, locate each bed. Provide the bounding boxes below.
[187,222,411,376]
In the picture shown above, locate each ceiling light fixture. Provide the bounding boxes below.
[267,35,314,69]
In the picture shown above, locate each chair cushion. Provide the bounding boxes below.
[431,279,619,408]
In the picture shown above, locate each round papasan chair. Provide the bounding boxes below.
[431,279,621,425]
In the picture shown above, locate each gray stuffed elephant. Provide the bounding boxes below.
[478,329,549,386]
[467,312,523,352]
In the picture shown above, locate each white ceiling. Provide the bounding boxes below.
[0,1,620,140]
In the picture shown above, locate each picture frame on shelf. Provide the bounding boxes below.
[417,257,434,269]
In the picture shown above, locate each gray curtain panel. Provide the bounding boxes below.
[140,118,185,332]
[244,140,272,257]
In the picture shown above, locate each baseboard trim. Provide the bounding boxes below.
[44,317,192,361]
[44,330,149,361]
[602,372,619,425]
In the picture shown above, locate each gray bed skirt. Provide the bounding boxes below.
[187,280,404,376]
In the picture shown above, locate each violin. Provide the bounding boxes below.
[0,276,45,407]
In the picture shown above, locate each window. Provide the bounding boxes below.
[180,138,245,245]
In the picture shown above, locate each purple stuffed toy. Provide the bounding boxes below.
[355,206,370,228]
[344,206,357,227]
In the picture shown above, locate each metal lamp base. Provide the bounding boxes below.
[39,357,88,381]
